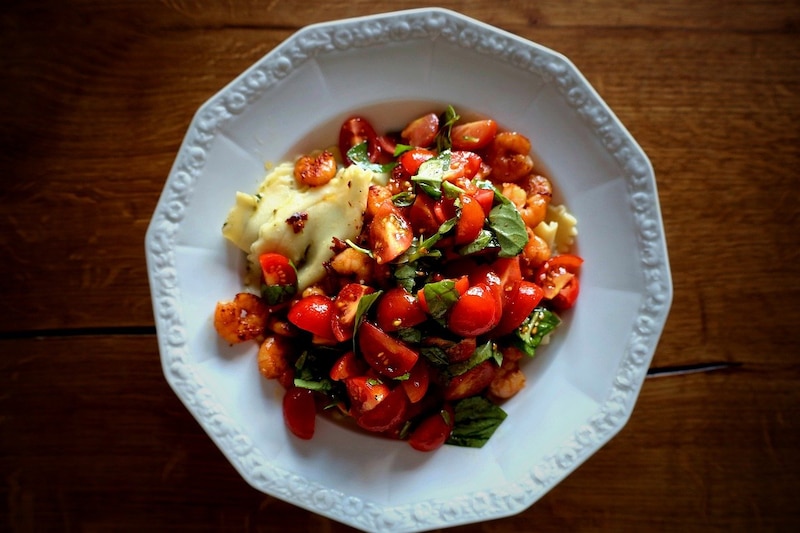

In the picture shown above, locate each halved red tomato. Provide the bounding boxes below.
[339,116,379,164]
[357,321,419,379]
[443,360,497,401]
[329,351,368,381]
[356,386,409,433]
[492,280,544,336]
[287,295,336,340]
[409,191,439,236]
[345,376,390,414]
[455,193,485,245]
[447,282,500,337]
[369,201,413,264]
[375,287,427,332]
[408,404,455,452]
[536,253,584,307]
[401,112,439,147]
[473,187,495,216]
[445,151,483,182]
[258,252,298,306]
[398,148,435,177]
[401,360,430,404]
[450,119,498,151]
[282,386,317,440]
[331,283,375,342]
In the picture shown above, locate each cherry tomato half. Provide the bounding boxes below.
[408,404,455,452]
[447,282,500,337]
[450,119,498,151]
[329,351,368,381]
[339,116,379,165]
[283,386,317,440]
[401,360,431,404]
[331,283,375,342]
[345,375,390,415]
[375,287,427,332]
[444,360,497,401]
[536,254,584,302]
[288,294,336,340]
[398,148,436,177]
[369,201,413,264]
[358,321,419,379]
[455,193,485,245]
[356,386,409,433]
[492,280,544,337]
[401,112,439,147]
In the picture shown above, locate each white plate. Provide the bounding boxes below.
[146,8,672,532]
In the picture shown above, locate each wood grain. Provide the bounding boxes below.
[1,0,799,531]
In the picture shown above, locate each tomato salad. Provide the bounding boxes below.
[214,107,582,451]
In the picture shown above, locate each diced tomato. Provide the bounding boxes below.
[408,404,455,452]
[536,253,584,301]
[401,360,430,404]
[492,256,523,288]
[444,360,497,401]
[551,275,580,310]
[473,187,495,216]
[450,119,498,151]
[369,201,413,264]
[339,116,379,164]
[375,287,427,332]
[259,252,297,286]
[287,295,336,340]
[345,376,390,414]
[357,321,419,379]
[469,267,504,312]
[282,387,317,440]
[446,151,483,181]
[409,191,440,235]
[398,148,435,177]
[375,134,400,163]
[401,112,439,147]
[493,280,544,336]
[331,283,375,342]
[455,193,485,245]
[329,351,367,381]
[447,282,500,337]
[356,386,409,433]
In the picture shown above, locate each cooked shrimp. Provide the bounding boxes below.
[294,150,338,186]
[501,182,527,209]
[489,358,526,400]
[257,334,293,380]
[330,247,373,283]
[214,292,270,344]
[522,227,551,272]
[366,185,393,218]
[486,132,535,182]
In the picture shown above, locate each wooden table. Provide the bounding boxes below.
[3,1,799,531]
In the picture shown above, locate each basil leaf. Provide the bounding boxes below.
[488,202,528,258]
[394,143,414,157]
[458,228,496,256]
[260,283,296,306]
[447,396,507,448]
[436,105,460,152]
[347,142,395,173]
[391,191,416,208]
[352,290,384,351]
[420,345,450,368]
[422,279,459,319]
[448,340,501,377]
[412,151,451,200]
[395,327,423,344]
[513,307,561,357]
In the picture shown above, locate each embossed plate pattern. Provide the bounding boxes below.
[146,8,672,532]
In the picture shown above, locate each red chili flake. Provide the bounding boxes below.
[286,212,308,233]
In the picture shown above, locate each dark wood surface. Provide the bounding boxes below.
[2,1,799,531]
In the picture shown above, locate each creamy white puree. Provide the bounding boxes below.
[223,161,384,289]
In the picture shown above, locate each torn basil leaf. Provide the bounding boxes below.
[260,283,296,306]
[488,201,528,258]
[412,151,451,200]
[513,307,561,357]
[347,142,395,173]
[422,279,459,320]
[447,396,508,448]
